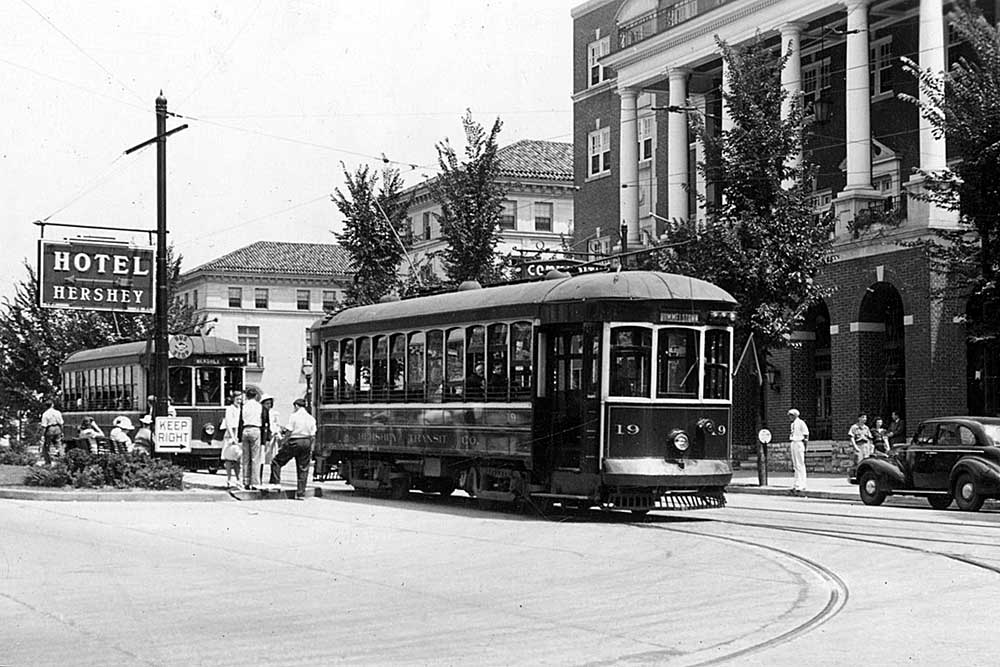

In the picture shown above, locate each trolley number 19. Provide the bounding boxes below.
[614,424,641,436]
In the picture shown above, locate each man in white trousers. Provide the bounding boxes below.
[788,408,809,495]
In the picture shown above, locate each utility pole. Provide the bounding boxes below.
[153,93,170,419]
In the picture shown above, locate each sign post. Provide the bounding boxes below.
[757,428,772,486]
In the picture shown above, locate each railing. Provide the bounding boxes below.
[617,0,729,50]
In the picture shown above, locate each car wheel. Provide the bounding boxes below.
[927,495,953,510]
[859,471,886,506]
[954,473,985,512]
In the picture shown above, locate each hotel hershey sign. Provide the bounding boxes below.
[38,240,155,313]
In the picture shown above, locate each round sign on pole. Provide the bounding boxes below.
[757,428,772,445]
[169,334,193,360]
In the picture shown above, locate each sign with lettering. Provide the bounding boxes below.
[154,416,192,453]
[38,240,155,313]
[517,258,607,280]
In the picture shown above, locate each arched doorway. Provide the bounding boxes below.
[858,282,906,419]
[803,301,832,439]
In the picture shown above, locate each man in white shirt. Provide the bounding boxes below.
[240,388,264,490]
[788,408,809,495]
[40,400,64,464]
[269,398,317,499]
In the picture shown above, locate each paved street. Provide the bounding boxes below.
[2,489,999,666]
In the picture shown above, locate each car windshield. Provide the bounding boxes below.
[981,424,1000,446]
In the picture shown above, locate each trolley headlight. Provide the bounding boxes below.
[670,430,690,452]
[202,423,216,436]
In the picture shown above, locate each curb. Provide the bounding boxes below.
[0,486,232,502]
[727,485,857,502]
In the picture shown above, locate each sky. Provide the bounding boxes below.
[2,0,577,302]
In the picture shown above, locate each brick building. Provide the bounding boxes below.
[177,241,352,404]
[571,0,987,462]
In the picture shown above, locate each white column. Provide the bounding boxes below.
[667,69,690,223]
[916,0,947,174]
[721,58,733,134]
[690,93,708,225]
[619,87,640,245]
[844,0,874,192]
[780,22,806,178]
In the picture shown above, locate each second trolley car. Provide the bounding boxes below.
[310,270,737,513]
[60,335,247,472]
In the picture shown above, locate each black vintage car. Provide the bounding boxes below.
[856,416,1000,511]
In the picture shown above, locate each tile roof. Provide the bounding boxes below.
[186,241,353,276]
[496,140,573,181]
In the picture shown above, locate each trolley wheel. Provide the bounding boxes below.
[955,473,985,512]
[437,480,456,496]
[927,494,953,510]
[390,477,408,501]
[859,470,886,506]
[207,467,219,475]
[630,509,650,517]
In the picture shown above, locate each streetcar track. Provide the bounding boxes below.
[729,503,1000,529]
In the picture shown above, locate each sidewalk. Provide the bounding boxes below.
[728,467,858,501]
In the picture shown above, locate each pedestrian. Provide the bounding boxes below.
[109,416,135,454]
[40,399,64,465]
[787,408,809,495]
[222,390,244,488]
[78,416,105,454]
[269,397,317,500]
[134,415,154,455]
[260,394,278,483]
[848,413,873,478]
[872,417,888,454]
[240,387,264,490]
[886,410,905,446]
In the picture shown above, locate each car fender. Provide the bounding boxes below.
[950,457,1000,494]
[857,458,906,489]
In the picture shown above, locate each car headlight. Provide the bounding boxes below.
[671,430,690,452]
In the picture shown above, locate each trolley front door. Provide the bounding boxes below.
[535,324,601,476]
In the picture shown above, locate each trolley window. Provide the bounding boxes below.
[704,329,731,399]
[406,332,425,400]
[465,325,486,401]
[487,323,508,401]
[340,339,356,400]
[389,333,406,399]
[511,321,533,400]
[427,329,444,403]
[169,366,193,406]
[444,328,465,401]
[372,335,388,401]
[357,337,372,396]
[324,340,339,402]
[195,367,222,406]
[610,326,652,397]
[224,366,244,398]
[657,328,698,398]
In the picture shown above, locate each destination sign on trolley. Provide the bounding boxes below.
[38,240,155,313]
[154,416,192,453]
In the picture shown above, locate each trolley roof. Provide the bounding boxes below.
[312,270,736,335]
[63,336,246,366]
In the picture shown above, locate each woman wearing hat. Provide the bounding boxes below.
[133,415,154,455]
[109,416,135,454]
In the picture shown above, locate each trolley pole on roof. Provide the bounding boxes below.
[153,93,170,420]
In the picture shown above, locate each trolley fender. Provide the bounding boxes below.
[857,458,906,488]
[949,457,1000,494]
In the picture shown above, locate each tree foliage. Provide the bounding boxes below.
[902,0,1000,340]
[430,110,509,285]
[654,34,833,351]
[0,247,204,421]
[333,163,409,306]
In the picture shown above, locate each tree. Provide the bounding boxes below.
[0,246,207,421]
[430,110,509,285]
[654,34,833,421]
[903,0,1000,341]
[333,163,409,306]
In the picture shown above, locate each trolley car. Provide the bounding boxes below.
[59,336,247,472]
[309,270,737,512]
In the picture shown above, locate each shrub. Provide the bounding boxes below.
[0,441,37,466]
[22,452,184,490]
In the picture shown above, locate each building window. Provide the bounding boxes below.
[589,127,611,177]
[534,202,553,231]
[422,212,432,241]
[802,57,831,108]
[228,287,242,308]
[296,289,310,310]
[500,200,517,229]
[322,290,337,312]
[193,289,198,309]
[238,325,260,366]
[184,292,190,306]
[638,116,654,161]
[254,288,269,309]
[870,37,894,99]
[588,37,610,87]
